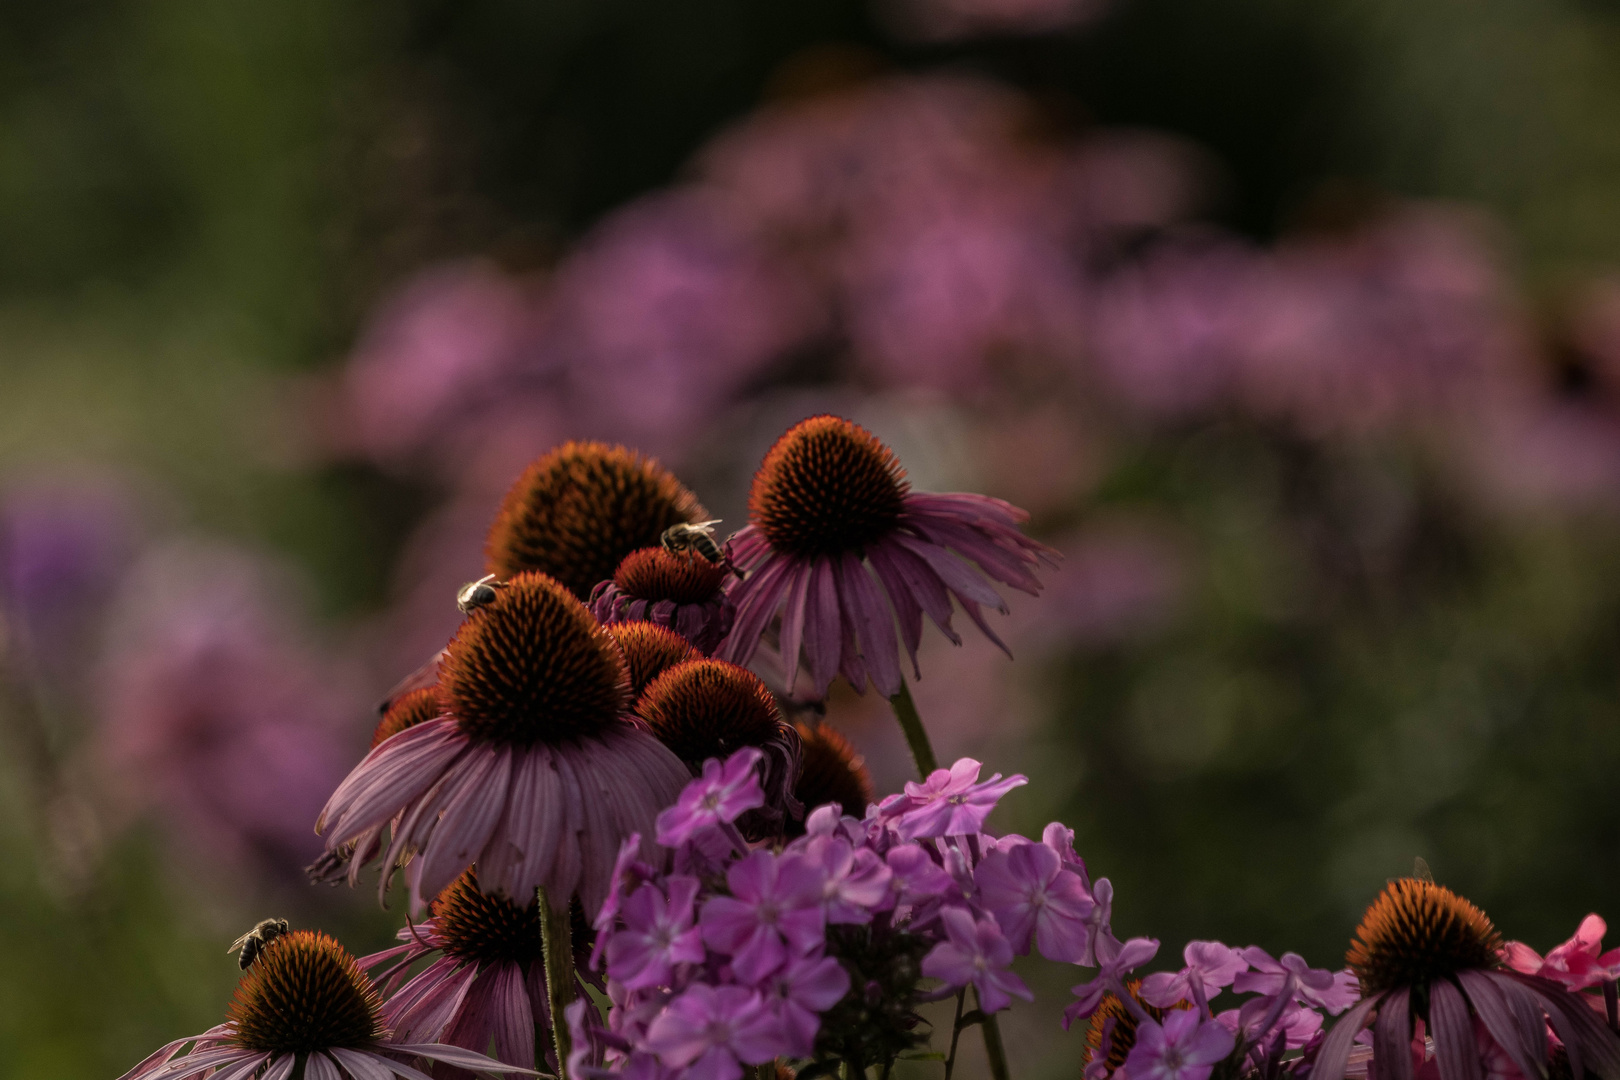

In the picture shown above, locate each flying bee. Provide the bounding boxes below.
[230,917,289,970]
[456,574,505,615]
[661,520,725,564]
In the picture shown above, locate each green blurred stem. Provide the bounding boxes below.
[887,680,938,776]
[886,681,1011,1080]
[974,990,1011,1080]
[539,888,576,1077]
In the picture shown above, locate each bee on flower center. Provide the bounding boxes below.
[229,917,290,970]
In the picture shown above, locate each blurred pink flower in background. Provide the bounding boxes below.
[93,541,364,882]
[877,0,1108,43]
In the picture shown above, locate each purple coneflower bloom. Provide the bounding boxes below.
[718,415,1057,698]
[359,871,564,1074]
[591,547,736,655]
[878,757,1027,840]
[640,984,783,1080]
[700,848,826,982]
[1124,1009,1236,1080]
[117,930,532,1080]
[314,572,692,914]
[1314,877,1620,1080]
[920,906,1033,1013]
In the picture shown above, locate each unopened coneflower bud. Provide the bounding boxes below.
[636,658,803,837]
[485,440,707,598]
[789,721,873,833]
[607,621,698,699]
[591,547,735,654]
[370,685,441,748]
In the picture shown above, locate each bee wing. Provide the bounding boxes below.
[1412,857,1435,884]
[691,519,722,531]
[227,931,254,954]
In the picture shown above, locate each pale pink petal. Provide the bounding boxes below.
[489,961,538,1068]
[803,558,842,694]
[776,562,814,693]
[839,552,902,696]
[303,1052,342,1080]
[327,1049,395,1080]
[320,720,468,837]
[415,745,513,902]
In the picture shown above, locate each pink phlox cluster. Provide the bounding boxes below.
[1502,914,1620,991]
[1140,941,1249,1011]
[578,749,1106,1078]
[1065,934,1162,1029]
[1126,1008,1237,1080]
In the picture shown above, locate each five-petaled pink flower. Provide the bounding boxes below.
[606,877,707,990]
[1502,914,1620,991]
[641,984,784,1080]
[880,758,1027,840]
[920,907,1034,1013]
[1064,934,1161,1029]
[976,838,1096,963]
[758,953,853,1057]
[655,748,765,847]
[700,849,826,982]
[1140,941,1250,1010]
[1125,1008,1237,1080]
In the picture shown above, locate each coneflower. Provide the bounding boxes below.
[606,620,699,699]
[1314,877,1620,1080]
[485,441,707,599]
[789,721,873,831]
[634,657,803,838]
[590,546,736,654]
[371,685,440,748]
[719,415,1056,718]
[116,930,531,1080]
[364,870,587,1074]
[314,572,692,917]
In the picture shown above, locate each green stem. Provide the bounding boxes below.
[539,887,576,1078]
[974,991,1011,1080]
[887,679,938,776]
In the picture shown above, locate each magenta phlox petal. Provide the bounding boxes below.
[802,835,893,923]
[760,954,853,1057]
[887,758,1028,840]
[655,749,765,848]
[884,843,957,913]
[1065,935,1161,1029]
[1140,941,1248,1009]
[700,850,826,983]
[1125,1010,1237,1080]
[642,984,782,1080]
[920,906,1033,1013]
[607,877,706,990]
[975,839,1096,963]
[1042,822,1093,891]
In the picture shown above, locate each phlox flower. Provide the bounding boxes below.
[801,833,893,923]
[1235,948,1355,1013]
[884,843,958,911]
[759,953,853,1057]
[1064,935,1161,1029]
[975,838,1096,963]
[920,907,1033,1013]
[700,849,826,982]
[607,877,706,990]
[1140,941,1249,1010]
[1502,914,1620,992]
[1125,1009,1236,1080]
[879,757,1027,840]
[655,748,765,847]
[641,985,784,1080]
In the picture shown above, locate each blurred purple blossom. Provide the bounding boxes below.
[93,542,363,880]
[877,0,1107,42]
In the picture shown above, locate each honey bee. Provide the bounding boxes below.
[661,520,724,564]
[230,917,289,970]
[456,574,505,615]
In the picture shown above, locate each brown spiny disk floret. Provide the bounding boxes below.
[749,415,909,559]
[613,547,728,605]
[636,659,785,767]
[792,722,873,822]
[485,441,707,597]
[371,686,442,748]
[1085,980,1188,1074]
[608,621,699,700]
[440,571,629,747]
[1346,878,1502,997]
[432,870,543,968]
[227,930,383,1054]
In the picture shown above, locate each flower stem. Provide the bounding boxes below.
[887,679,938,776]
[973,990,1012,1080]
[539,887,576,1078]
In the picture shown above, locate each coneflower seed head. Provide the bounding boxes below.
[227,930,383,1054]
[607,621,698,699]
[440,572,629,746]
[636,658,784,767]
[371,686,441,748]
[613,547,728,605]
[793,721,873,821]
[1346,878,1502,996]
[750,416,909,559]
[432,870,543,967]
[1085,981,1186,1073]
[486,441,707,597]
